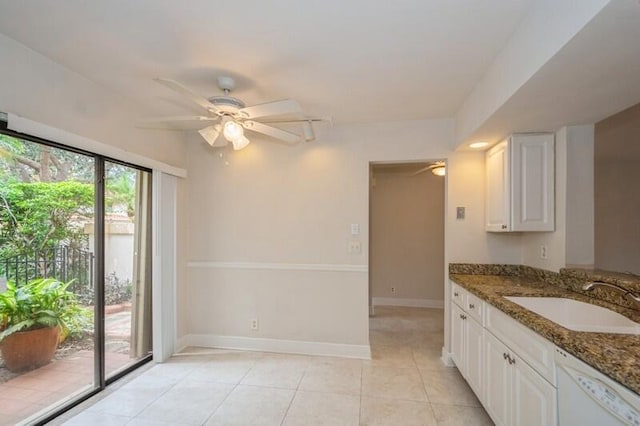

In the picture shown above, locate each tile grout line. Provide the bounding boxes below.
[200,353,260,425]
[276,356,310,426]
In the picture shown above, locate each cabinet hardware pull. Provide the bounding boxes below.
[459,314,464,319]
[469,303,475,309]
[509,356,516,365]
[501,225,507,229]
[463,315,467,320]
[503,353,508,360]
[454,292,459,297]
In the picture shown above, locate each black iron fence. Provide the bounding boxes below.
[0,245,94,292]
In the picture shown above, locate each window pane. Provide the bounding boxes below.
[103,162,152,378]
[0,134,97,424]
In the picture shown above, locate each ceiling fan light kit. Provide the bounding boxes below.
[143,76,330,151]
[231,135,251,151]
[410,161,446,177]
[222,117,244,141]
[431,165,446,176]
[198,124,222,147]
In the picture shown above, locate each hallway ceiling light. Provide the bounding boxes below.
[431,165,446,176]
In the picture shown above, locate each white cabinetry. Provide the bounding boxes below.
[449,282,557,426]
[450,283,484,399]
[485,331,557,426]
[486,133,555,232]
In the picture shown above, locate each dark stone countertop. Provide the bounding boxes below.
[450,272,640,395]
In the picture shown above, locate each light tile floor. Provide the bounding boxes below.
[54,306,493,425]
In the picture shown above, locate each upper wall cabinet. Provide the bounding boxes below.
[486,133,555,232]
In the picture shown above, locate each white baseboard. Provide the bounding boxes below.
[441,347,456,367]
[177,334,371,359]
[174,335,189,354]
[373,297,444,309]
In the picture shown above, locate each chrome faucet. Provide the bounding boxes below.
[582,281,640,309]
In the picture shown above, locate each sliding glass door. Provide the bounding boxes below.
[0,130,152,424]
[103,162,152,378]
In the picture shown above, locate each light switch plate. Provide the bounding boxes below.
[350,223,360,235]
[348,241,362,254]
[456,207,466,220]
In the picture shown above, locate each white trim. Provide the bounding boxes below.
[178,334,371,359]
[441,347,456,367]
[372,297,444,308]
[6,113,187,178]
[152,172,178,363]
[187,261,368,273]
[175,335,189,354]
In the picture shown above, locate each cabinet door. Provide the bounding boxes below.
[465,316,484,400]
[511,133,555,232]
[486,140,510,232]
[484,332,511,426]
[451,303,466,370]
[451,282,465,308]
[512,354,557,426]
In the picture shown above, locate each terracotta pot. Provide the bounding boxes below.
[0,326,60,372]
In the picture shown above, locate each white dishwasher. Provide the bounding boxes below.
[555,347,640,426]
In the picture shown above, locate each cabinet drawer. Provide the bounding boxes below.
[485,305,555,385]
[466,292,484,325]
[451,282,465,308]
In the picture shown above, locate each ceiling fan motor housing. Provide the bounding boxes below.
[207,96,246,114]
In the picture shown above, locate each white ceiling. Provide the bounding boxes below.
[464,0,640,146]
[0,0,533,124]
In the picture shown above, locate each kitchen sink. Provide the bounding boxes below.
[504,296,640,334]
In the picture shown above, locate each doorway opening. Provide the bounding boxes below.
[368,160,445,351]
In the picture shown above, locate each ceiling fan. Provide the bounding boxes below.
[412,161,446,176]
[140,76,330,150]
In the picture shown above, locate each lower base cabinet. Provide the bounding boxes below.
[450,282,557,426]
[451,301,484,399]
[484,327,557,426]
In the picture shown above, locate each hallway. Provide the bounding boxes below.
[55,307,492,425]
[367,306,492,425]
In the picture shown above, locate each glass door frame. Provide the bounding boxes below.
[0,122,153,425]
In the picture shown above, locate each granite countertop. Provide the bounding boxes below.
[449,272,640,395]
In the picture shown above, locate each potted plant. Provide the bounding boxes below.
[0,278,88,372]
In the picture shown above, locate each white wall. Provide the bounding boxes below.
[595,104,640,274]
[566,125,595,267]
[370,166,444,305]
[0,33,186,169]
[521,125,594,271]
[454,0,610,145]
[181,118,521,356]
[446,151,523,265]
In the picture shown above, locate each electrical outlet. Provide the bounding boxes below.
[391,287,396,295]
[251,319,259,331]
[540,245,548,259]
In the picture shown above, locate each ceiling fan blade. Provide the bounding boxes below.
[137,115,219,130]
[139,115,218,123]
[411,163,445,177]
[411,165,435,177]
[238,99,302,119]
[258,116,332,125]
[154,78,219,113]
[242,120,301,144]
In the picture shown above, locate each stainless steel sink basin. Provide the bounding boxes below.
[504,296,640,334]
